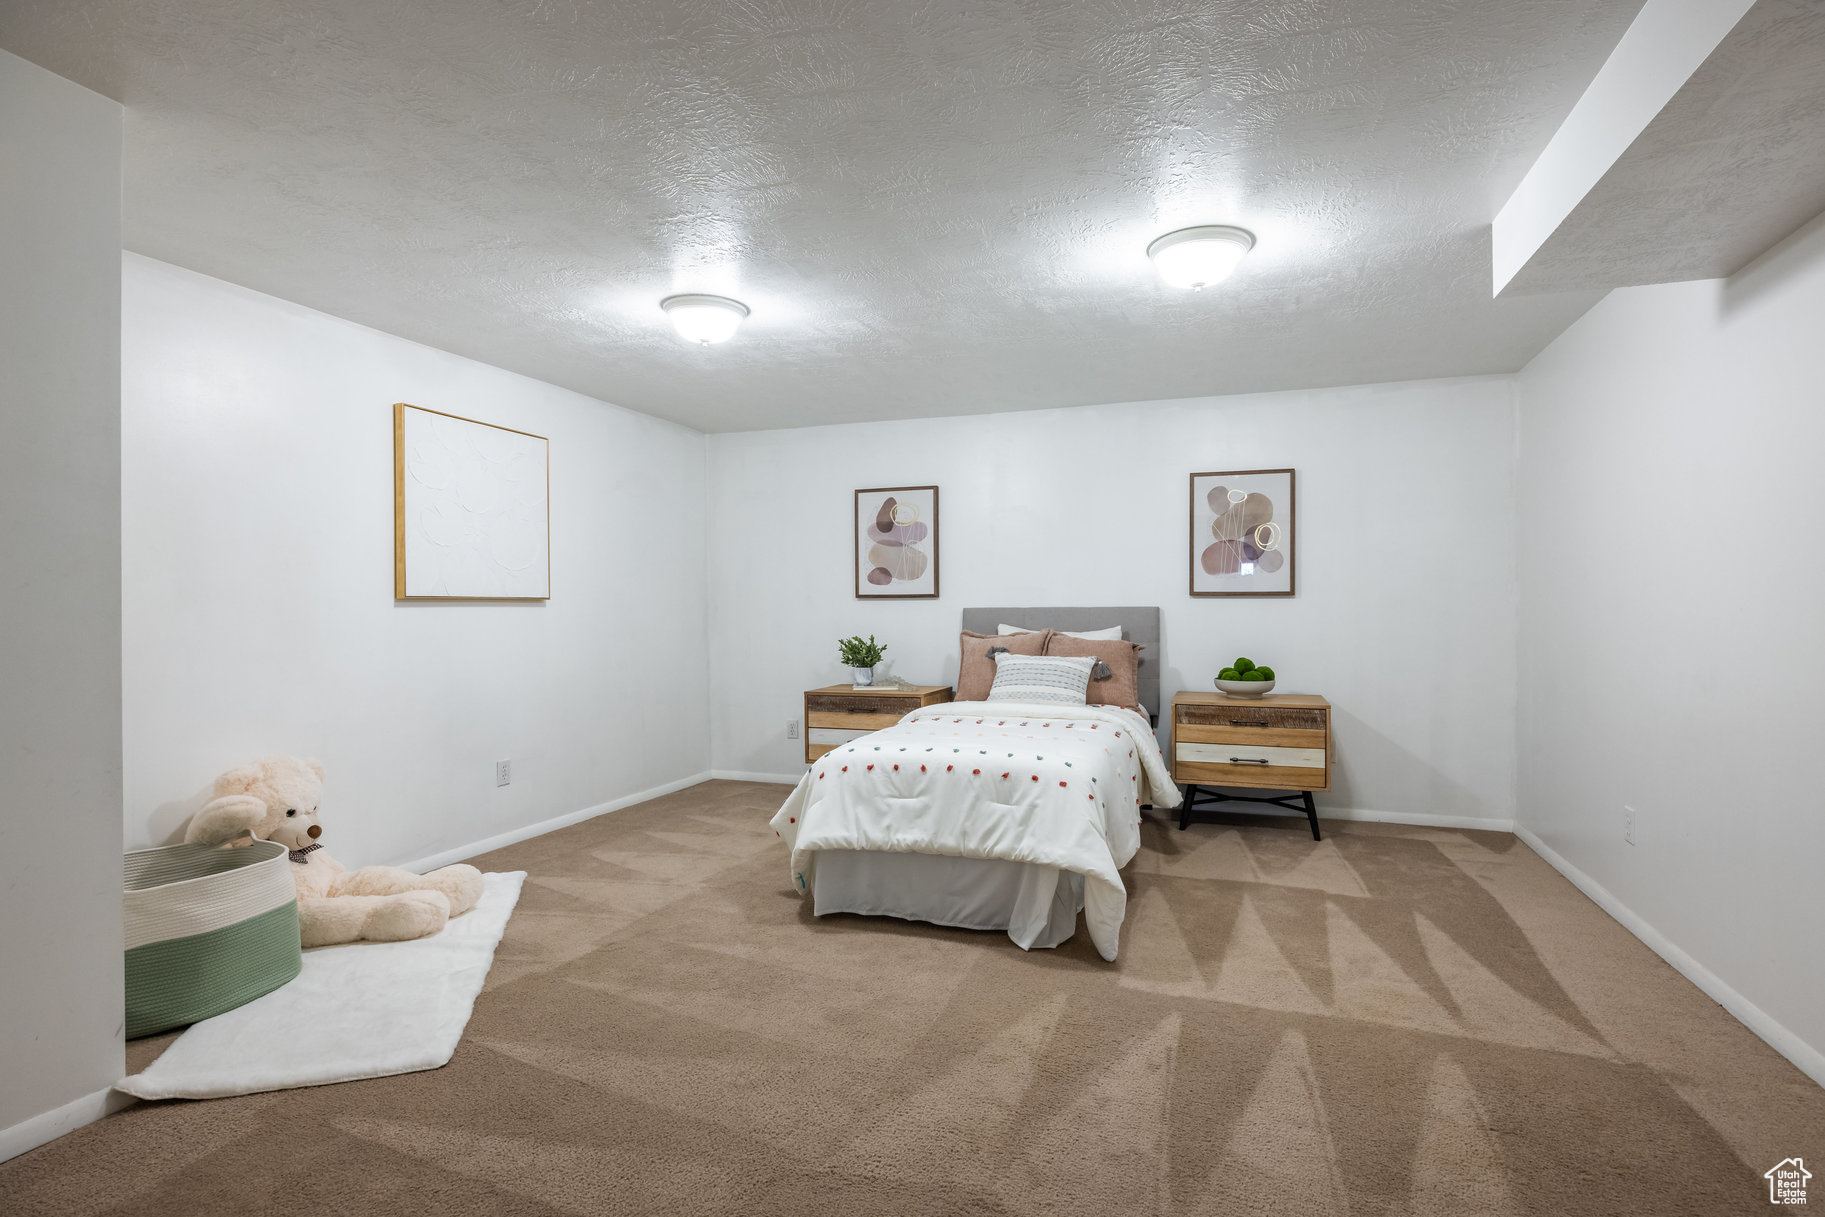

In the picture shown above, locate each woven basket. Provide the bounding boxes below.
[124,840,302,1039]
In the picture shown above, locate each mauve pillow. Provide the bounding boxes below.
[1043,633,1143,710]
[957,629,1050,701]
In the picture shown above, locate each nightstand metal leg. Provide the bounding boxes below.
[1177,785,1322,840]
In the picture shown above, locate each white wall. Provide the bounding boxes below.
[1516,211,1825,1082]
[0,50,124,1154]
[707,378,1520,828]
[122,254,710,867]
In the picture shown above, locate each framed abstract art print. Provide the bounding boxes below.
[1189,468,1295,597]
[855,485,939,598]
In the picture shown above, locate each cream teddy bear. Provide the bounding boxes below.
[185,756,484,948]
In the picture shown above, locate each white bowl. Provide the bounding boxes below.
[1214,677,1276,698]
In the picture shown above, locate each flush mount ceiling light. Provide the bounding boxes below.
[1146,225,1255,290]
[659,293,749,345]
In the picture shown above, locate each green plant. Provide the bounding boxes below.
[1240,670,1268,682]
[838,634,887,669]
[1254,666,1275,680]
[1232,657,1256,673]
[1218,667,1241,681]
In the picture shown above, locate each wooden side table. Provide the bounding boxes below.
[1169,691,1332,839]
[803,684,954,764]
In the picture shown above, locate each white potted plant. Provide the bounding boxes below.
[838,634,887,688]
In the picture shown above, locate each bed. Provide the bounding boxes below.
[770,606,1180,960]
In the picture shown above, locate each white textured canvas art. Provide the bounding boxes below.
[394,404,549,599]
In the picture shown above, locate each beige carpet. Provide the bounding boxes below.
[2,780,1819,1215]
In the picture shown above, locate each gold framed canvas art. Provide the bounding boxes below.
[1189,468,1295,597]
[393,402,550,600]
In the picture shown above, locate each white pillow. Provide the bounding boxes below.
[998,622,1123,641]
[987,653,1096,705]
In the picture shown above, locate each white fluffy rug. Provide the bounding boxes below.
[118,871,525,1100]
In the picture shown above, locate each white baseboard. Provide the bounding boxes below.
[1515,824,1825,1089]
[396,771,713,872]
[0,1086,135,1165]
[1181,802,1514,832]
[1324,806,1514,831]
[708,769,803,786]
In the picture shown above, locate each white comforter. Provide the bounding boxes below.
[770,700,1180,960]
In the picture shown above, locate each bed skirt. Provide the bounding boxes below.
[810,850,1086,950]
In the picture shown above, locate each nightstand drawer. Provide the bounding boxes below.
[1175,722,1326,749]
[806,693,927,715]
[1175,759,1327,790]
[806,709,906,732]
[1175,703,1327,732]
[1176,742,1326,769]
[808,727,872,747]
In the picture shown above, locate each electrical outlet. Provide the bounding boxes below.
[496,759,512,787]
[786,719,799,740]
[1623,805,1635,845]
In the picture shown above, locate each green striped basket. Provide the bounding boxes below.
[124,840,302,1039]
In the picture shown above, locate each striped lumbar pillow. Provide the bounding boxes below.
[987,652,1096,705]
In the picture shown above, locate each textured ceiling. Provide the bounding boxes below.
[1503,0,1825,295]
[0,0,1640,431]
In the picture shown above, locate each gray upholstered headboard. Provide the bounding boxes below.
[960,606,1162,719]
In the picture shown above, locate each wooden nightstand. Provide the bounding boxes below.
[803,684,954,764]
[1170,691,1332,839]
